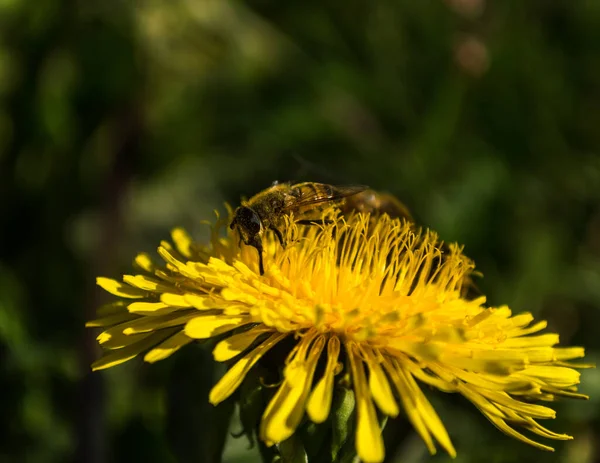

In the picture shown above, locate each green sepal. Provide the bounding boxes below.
[298,419,331,462]
[329,387,357,463]
[278,434,308,463]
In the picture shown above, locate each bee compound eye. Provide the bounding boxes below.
[237,207,261,235]
[248,212,262,234]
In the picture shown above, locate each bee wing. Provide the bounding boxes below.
[282,183,369,211]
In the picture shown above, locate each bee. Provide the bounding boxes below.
[230,182,368,275]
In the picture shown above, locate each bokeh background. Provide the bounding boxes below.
[1,0,599,462]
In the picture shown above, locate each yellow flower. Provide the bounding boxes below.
[88,209,589,463]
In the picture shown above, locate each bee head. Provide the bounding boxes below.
[230,206,263,245]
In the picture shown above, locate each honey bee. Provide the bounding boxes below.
[230,182,368,275]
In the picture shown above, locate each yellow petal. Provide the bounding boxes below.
[123,312,198,334]
[123,275,174,293]
[307,336,340,423]
[523,417,573,440]
[92,352,137,371]
[221,288,258,305]
[499,312,534,329]
[209,333,287,404]
[347,344,385,463]
[485,413,558,451]
[92,330,175,370]
[144,331,193,363]
[508,320,547,337]
[384,360,436,455]
[404,371,456,458]
[261,334,325,443]
[501,333,559,348]
[172,228,194,258]
[366,350,399,417]
[127,302,179,315]
[96,300,128,317]
[474,388,556,419]
[161,293,192,307]
[86,312,137,327]
[394,363,456,457]
[456,382,507,420]
[554,347,586,361]
[400,357,457,393]
[157,246,204,280]
[98,330,150,349]
[96,277,146,299]
[443,364,532,392]
[184,294,218,310]
[213,326,272,362]
[184,315,253,339]
[519,366,581,388]
[134,253,155,272]
[222,303,251,316]
[539,386,588,399]
[95,318,153,347]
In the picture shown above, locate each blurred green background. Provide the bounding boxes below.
[1,0,599,462]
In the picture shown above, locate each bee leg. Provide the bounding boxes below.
[270,226,286,248]
[258,252,265,275]
[251,239,265,275]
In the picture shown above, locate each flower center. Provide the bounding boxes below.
[244,212,475,341]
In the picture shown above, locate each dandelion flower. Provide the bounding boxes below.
[88,209,589,462]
